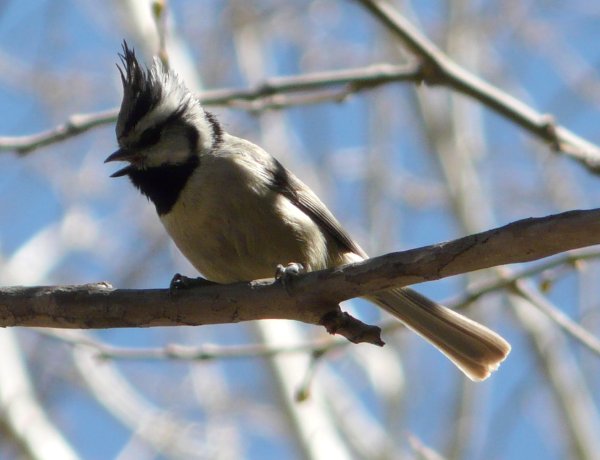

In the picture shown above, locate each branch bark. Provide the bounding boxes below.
[1,208,600,339]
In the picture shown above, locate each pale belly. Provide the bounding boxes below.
[160,174,331,284]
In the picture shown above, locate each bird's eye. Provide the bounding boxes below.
[137,127,161,147]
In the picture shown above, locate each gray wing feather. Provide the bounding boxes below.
[266,158,367,258]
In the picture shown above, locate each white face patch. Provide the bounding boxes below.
[117,52,218,169]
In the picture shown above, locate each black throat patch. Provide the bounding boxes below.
[126,155,199,215]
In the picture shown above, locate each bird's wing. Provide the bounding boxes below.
[266,158,368,259]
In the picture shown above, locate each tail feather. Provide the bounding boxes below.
[368,288,511,381]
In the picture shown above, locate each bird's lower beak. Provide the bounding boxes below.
[105,148,136,177]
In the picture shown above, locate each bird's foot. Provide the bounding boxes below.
[169,273,217,293]
[275,262,306,295]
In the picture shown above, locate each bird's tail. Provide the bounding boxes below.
[367,288,510,381]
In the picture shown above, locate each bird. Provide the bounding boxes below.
[105,41,510,381]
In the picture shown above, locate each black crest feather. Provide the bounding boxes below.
[116,41,163,137]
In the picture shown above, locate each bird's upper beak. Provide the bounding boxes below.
[105,148,136,177]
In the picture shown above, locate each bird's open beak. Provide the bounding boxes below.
[105,148,135,177]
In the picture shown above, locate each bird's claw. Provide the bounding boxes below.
[169,273,216,293]
[275,262,306,295]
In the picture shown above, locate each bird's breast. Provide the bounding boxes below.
[159,154,330,283]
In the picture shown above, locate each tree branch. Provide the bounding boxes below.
[36,328,345,361]
[0,109,118,154]
[512,283,600,358]
[0,63,421,155]
[3,12,600,175]
[355,0,600,172]
[2,208,600,342]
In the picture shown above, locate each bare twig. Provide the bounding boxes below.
[356,0,600,172]
[408,433,446,460]
[513,283,600,357]
[202,62,421,104]
[455,248,600,308]
[2,208,600,333]
[71,333,208,457]
[152,0,169,67]
[0,63,421,155]
[0,109,118,155]
[0,330,79,460]
[509,291,600,459]
[37,328,344,361]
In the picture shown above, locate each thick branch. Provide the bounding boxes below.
[356,0,600,172]
[1,208,600,336]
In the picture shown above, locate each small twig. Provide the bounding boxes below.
[509,287,600,458]
[36,328,346,361]
[233,88,354,113]
[356,0,600,172]
[407,433,446,460]
[0,109,118,155]
[294,351,326,403]
[0,63,421,155]
[152,0,169,67]
[454,248,600,308]
[320,310,384,346]
[205,62,422,104]
[513,283,600,358]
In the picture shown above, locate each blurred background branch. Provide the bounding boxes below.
[356,0,600,173]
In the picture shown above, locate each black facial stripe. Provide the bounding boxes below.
[204,110,223,148]
[137,126,162,148]
[184,123,199,153]
[126,155,200,215]
[133,105,188,149]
